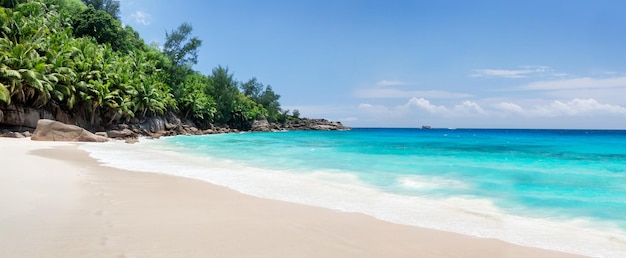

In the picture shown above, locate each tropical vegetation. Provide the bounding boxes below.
[0,0,289,130]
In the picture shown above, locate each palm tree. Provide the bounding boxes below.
[133,79,168,118]
[0,39,51,106]
[44,29,79,107]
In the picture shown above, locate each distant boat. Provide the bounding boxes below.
[421,125,432,129]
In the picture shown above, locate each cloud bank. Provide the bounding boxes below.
[357,97,626,128]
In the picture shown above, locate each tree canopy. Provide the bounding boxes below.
[163,22,202,68]
[81,0,119,19]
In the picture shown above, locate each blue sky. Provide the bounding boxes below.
[120,0,626,129]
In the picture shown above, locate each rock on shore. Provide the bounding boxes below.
[282,118,351,131]
[31,119,108,142]
[251,118,351,132]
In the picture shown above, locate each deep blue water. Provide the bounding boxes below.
[82,128,626,256]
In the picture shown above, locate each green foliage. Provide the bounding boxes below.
[277,109,290,125]
[73,6,122,50]
[163,22,202,113]
[43,0,85,16]
[119,25,145,53]
[241,77,282,123]
[241,77,263,99]
[81,0,118,20]
[177,72,216,125]
[71,4,140,53]
[0,0,25,8]
[0,83,9,103]
[0,1,167,127]
[1,1,54,44]
[163,22,202,67]
[257,86,281,122]
[230,93,266,130]
[209,66,239,124]
[0,1,61,107]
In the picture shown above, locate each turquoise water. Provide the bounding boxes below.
[162,128,626,226]
[82,128,626,257]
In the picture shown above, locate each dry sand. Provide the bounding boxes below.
[0,137,586,257]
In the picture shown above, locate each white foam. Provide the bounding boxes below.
[80,139,626,257]
[398,175,469,190]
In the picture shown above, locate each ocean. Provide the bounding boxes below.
[81,128,626,257]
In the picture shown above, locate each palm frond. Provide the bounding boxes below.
[0,66,21,79]
[0,83,10,104]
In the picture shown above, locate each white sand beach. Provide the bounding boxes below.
[0,137,585,257]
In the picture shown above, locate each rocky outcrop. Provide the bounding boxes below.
[251,119,271,132]
[250,118,351,132]
[100,111,206,139]
[282,118,350,131]
[0,104,45,129]
[0,104,91,133]
[106,128,136,139]
[251,119,284,132]
[31,119,108,142]
[1,104,351,140]
[200,125,241,135]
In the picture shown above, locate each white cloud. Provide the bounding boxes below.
[524,76,626,91]
[520,65,551,72]
[375,80,407,87]
[534,98,626,116]
[401,98,486,117]
[358,102,396,115]
[131,10,151,26]
[405,97,448,114]
[455,101,486,114]
[472,69,531,78]
[514,76,626,105]
[552,73,570,78]
[355,88,473,99]
[493,98,626,117]
[472,65,551,78]
[494,102,524,113]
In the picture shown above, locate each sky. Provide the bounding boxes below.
[120,0,626,129]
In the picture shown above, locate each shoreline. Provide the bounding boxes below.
[0,137,587,257]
